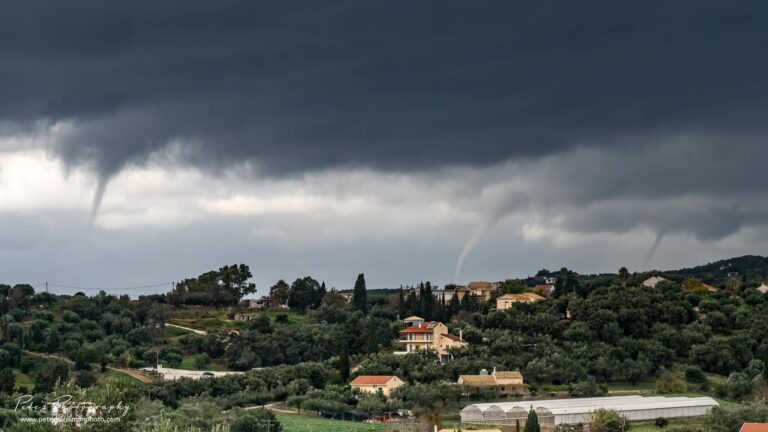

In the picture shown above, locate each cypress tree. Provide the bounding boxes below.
[524,408,540,432]
[398,286,406,317]
[352,273,368,315]
[423,282,435,320]
[316,281,327,308]
[407,290,418,315]
[418,283,426,317]
[339,340,350,381]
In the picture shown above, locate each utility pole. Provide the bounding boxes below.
[45,282,48,293]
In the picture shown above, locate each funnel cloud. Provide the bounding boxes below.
[90,176,109,223]
[1,2,768,288]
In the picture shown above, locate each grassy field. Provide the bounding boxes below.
[607,381,656,392]
[13,369,33,391]
[100,369,145,385]
[274,413,386,432]
[178,356,225,371]
[168,308,309,332]
[629,418,708,431]
[260,309,310,325]
[164,325,193,337]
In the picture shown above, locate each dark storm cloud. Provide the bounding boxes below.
[2,1,768,177]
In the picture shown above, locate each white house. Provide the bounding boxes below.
[642,276,669,288]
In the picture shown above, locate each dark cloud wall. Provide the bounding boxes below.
[2,1,768,177]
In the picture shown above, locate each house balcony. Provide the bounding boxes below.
[398,339,432,344]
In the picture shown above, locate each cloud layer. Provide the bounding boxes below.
[1,2,768,291]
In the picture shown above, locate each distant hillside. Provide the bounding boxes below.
[663,254,768,283]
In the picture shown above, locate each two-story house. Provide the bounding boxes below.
[467,281,500,302]
[396,319,467,363]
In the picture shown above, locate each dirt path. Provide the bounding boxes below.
[106,366,154,383]
[165,323,208,335]
[23,350,154,384]
[246,402,297,414]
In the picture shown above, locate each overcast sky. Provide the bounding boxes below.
[2,1,768,296]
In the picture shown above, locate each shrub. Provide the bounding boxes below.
[685,366,706,383]
[656,370,687,394]
[569,376,607,397]
[590,409,627,432]
[230,409,282,432]
[193,354,210,370]
[655,417,669,428]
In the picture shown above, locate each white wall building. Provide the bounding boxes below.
[642,276,669,288]
[460,396,718,429]
[757,282,768,294]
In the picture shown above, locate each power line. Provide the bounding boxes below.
[45,282,173,291]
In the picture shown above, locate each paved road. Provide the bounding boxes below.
[154,365,244,380]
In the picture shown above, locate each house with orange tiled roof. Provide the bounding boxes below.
[395,320,467,363]
[458,368,529,397]
[349,375,404,396]
[534,284,556,296]
[740,423,768,432]
[467,281,500,301]
[496,292,545,310]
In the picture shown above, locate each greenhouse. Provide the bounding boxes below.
[460,395,718,430]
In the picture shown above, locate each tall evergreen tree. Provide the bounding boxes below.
[398,286,406,318]
[423,282,435,320]
[418,283,427,318]
[524,408,540,432]
[317,281,327,308]
[352,273,368,315]
[449,293,461,318]
[406,289,418,316]
[339,340,350,381]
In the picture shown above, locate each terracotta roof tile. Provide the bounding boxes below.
[441,333,464,342]
[350,376,398,386]
[459,375,496,385]
[741,424,768,432]
[400,321,441,333]
[493,371,522,379]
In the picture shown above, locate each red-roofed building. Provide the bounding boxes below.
[740,424,768,432]
[534,284,556,296]
[396,320,468,363]
[349,375,404,396]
